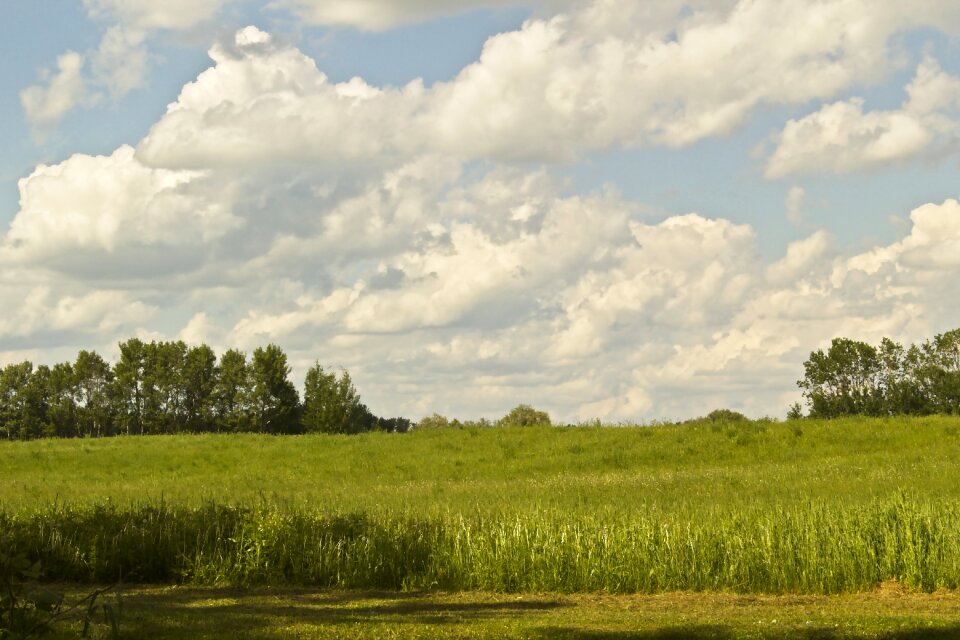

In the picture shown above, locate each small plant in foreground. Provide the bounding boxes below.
[1,537,120,639]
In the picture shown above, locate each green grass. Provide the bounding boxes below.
[4,416,960,595]
[3,416,960,515]
[51,586,960,639]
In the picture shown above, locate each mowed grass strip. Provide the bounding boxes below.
[51,585,960,640]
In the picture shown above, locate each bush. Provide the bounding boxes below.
[415,414,451,430]
[498,404,551,427]
[705,409,748,422]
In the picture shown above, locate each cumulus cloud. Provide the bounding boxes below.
[6,128,960,421]
[138,3,960,169]
[138,27,425,168]
[10,9,960,421]
[276,0,537,30]
[766,57,960,177]
[1,145,241,270]
[19,52,90,136]
[0,287,155,339]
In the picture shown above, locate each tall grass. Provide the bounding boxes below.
[4,496,960,594]
[4,417,960,594]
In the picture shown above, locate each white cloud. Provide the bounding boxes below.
[6,128,960,421]
[22,0,225,135]
[138,27,425,169]
[276,0,535,30]
[11,7,960,422]
[137,4,960,170]
[1,145,241,266]
[766,57,960,177]
[92,25,149,98]
[83,0,225,31]
[0,287,155,339]
[766,231,830,285]
[19,52,90,135]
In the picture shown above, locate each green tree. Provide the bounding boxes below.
[249,344,300,434]
[0,362,35,440]
[113,338,147,435]
[798,338,882,418]
[213,349,251,432]
[301,364,371,434]
[73,351,114,437]
[45,362,77,438]
[142,341,188,434]
[182,344,218,433]
[498,404,551,427]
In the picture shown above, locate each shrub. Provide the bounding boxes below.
[415,414,451,430]
[498,404,551,427]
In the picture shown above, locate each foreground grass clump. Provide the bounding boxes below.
[5,496,960,594]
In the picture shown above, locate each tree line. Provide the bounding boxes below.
[0,339,409,440]
[796,329,960,418]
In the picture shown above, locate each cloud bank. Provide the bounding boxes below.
[9,2,960,421]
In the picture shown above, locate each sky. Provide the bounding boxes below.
[3,0,960,423]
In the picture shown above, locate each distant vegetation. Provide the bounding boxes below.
[0,339,409,440]
[796,328,960,418]
[4,326,960,442]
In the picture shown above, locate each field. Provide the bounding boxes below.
[5,416,960,636]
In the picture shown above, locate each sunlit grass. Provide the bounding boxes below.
[4,416,960,594]
[51,585,960,640]
[2,416,960,514]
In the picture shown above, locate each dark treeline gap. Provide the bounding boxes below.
[797,328,960,418]
[0,338,409,440]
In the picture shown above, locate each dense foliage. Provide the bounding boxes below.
[797,329,960,418]
[0,339,409,440]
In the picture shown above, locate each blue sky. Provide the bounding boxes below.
[3,0,960,422]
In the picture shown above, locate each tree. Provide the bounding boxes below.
[798,338,881,418]
[182,344,218,433]
[301,364,371,434]
[73,351,114,437]
[113,338,147,435]
[0,362,35,440]
[249,345,300,434]
[45,362,77,438]
[213,349,251,432]
[141,341,188,434]
[498,404,551,427]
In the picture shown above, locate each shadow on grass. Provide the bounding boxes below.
[532,626,960,640]
[114,588,570,638]
[74,588,960,640]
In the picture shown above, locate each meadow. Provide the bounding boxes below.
[4,416,960,600]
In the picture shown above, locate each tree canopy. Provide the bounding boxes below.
[797,329,960,418]
[0,339,403,440]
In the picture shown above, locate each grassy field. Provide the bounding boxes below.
[3,416,960,514]
[50,585,960,639]
[5,416,960,637]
